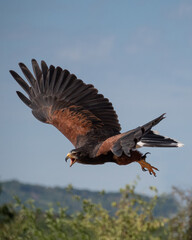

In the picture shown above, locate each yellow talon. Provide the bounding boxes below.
[137,159,159,177]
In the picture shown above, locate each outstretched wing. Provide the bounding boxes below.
[10,59,121,147]
[96,114,166,157]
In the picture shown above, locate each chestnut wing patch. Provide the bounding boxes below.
[96,133,126,157]
[50,105,103,146]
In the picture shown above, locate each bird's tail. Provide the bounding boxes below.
[137,130,184,148]
[110,114,183,158]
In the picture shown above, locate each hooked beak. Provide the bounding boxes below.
[65,153,71,162]
[65,153,77,167]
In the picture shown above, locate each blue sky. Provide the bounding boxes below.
[0,0,192,195]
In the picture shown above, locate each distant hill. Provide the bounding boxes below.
[0,180,179,217]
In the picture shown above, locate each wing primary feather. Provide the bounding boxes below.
[53,70,65,94]
[41,60,48,86]
[31,59,44,92]
[10,70,30,94]
[73,87,98,103]
[32,59,42,82]
[44,69,50,92]
[19,63,36,89]
[52,67,63,93]
[48,65,55,91]
[65,82,89,101]
[58,73,76,94]
[16,91,32,108]
[49,67,58,94]
[56,70,70,94]
[44,65,56,94]
[61,80,85,101]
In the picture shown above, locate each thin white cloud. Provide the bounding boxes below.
[169,2,192,18]
[125,27,160,55]
[57,36,114,62]
[126,44,140,54]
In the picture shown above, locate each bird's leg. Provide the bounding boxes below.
[137,152,159,177]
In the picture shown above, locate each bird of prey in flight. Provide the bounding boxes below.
[10,59,183,176]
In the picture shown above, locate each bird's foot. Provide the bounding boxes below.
[137,152,159,177]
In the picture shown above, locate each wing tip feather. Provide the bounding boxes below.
[10,70,18,78]
[16,91,32,108]
[18,62,26,68]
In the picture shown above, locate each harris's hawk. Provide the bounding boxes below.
[10,59,183,176]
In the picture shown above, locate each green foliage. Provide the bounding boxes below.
[0,183,191,240]
[167,187,192,240]
[0,203,15,225]
[0,183,167,240]
[0,180,179,217]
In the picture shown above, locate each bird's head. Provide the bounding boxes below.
[65,149,83,167]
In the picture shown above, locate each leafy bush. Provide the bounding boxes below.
[167,187,192,240]
[0,183,191,240]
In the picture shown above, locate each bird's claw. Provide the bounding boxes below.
[137,152,159,177]
[142,167,147,172]
[142,152,151,159]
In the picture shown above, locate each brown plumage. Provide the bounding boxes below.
[10,59,183,176]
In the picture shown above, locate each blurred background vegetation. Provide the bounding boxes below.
[0,180,192,240]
